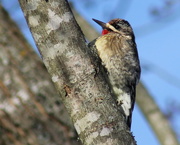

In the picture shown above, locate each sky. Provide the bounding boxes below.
[1,0,180,145]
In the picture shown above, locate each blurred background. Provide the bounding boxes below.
[1,0,180,145]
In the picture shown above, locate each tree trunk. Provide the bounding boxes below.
[18,0,137,145]
[0,5,80,145]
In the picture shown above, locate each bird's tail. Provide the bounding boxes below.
[127,112,132,129]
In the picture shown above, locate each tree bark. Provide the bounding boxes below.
[18,0,137,145]
[0,5,80,145]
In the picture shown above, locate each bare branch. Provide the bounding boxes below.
[136,83,179,145]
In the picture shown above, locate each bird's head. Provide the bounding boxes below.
[92,18,133,36]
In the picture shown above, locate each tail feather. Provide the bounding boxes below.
[127,113,132,129]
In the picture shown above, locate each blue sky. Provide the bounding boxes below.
[2,0,180,145]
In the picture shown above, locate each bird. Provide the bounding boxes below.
[88,18,141,129]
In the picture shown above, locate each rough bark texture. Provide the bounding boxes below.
[73,8,179,145]
[18,0,136,145]
[0,5,80,145]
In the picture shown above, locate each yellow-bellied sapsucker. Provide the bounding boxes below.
[88,18,141,129]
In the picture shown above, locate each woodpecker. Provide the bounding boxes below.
[88,18,141,129]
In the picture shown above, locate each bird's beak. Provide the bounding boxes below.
[92,18,119,34]
[92,18,107,29]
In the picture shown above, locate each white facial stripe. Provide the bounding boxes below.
[106,23,118,32]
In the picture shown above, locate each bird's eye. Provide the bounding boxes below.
[114,25,120,29]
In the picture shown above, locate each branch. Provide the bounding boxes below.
[19,0,136,144]
[136,83,179,145]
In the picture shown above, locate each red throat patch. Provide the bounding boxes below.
[102,29,109,35]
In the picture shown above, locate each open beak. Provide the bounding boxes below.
[92,18,107,29]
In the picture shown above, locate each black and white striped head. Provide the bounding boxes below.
[92,18,134,37]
